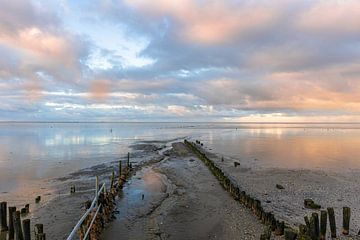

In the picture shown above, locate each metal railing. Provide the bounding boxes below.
[67,177,105,240]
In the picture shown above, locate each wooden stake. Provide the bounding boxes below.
[8,206,16,239]
[311,212,319,239]
[13,211,23,240]
[343,207,351,235]
[127,152,130,167]
[110,170,115,189]
[320,210,327,240]
[0,202,8,232]
[327,207,337,238]
[95,176,99,206]
[118,160,122,177]
[34,223,43,239]
[22,219,30,240]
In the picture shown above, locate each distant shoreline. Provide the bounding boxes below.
[2,121,360,124]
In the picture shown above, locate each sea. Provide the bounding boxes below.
[1,122,360,203]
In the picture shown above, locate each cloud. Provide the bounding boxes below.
[0,0,89,92]
[124,0,281,44]
[1,0,360,121]
[297,0,360,37]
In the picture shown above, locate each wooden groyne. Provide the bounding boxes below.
[184,140,358,240]
[0,153,133,240]
[0,199,46,239]
[67,153,133,240]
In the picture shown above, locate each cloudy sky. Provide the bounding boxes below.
[1,0,360,122]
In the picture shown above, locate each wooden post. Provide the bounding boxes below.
[312,212,319,239]
[9,206,16,239]
[22,219,30,240]
[95,176,99,206]
[343,207,350,235]
[110,170,115,189]
[34,224,44,240]
[13,211,23,240]
[118,161,122,177]
[327,207,337,238]
[320,210,327,240]
[127,152,130,167]
[0,202,8,232]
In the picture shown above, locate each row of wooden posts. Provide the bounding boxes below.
[185,140,356,240]
[76,153,132,240]
[0,200,45,240]
[300,207,352,240]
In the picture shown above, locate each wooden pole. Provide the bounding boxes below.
[343,207,351,235]
[313,212,320,239]
[95,176,99,206]
[320,210,327,240]
[0,202,8,232]
[127,152,130,167]
[22,219,30,240]
[118,160,122,177]
[34,224,44,240]
[110,170,115,189]
[327,207,337,238]
[9,206,16,239]
[13,211,23,240]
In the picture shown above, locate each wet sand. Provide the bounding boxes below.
[200,144,360,239]
[10,141,165,240]
[102,142,265,240]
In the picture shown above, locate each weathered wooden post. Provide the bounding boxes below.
[22,219,30,240]
[9,206,16,239]
[309,212,319,240]
[320,210,327,240]
[110,170,115,189]
[34,224,44,240]
[118,160,122,177]
[327,207,337,238]
[95,176,99,206]
[343,207,350,235]
[13,211,23,240]
[127,152,130,167]
[0,202,8,232]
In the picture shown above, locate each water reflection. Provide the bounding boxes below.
[1,122,360,203]
[201,127,360,171]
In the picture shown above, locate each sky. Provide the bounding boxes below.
[1,0,360,122]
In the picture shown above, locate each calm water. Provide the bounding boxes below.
[1,122,360,195]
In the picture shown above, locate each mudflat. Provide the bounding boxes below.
[102,142,264,240]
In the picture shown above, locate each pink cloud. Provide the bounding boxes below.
[297,0,360,35]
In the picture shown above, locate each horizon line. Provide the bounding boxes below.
[1,121,360,124]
